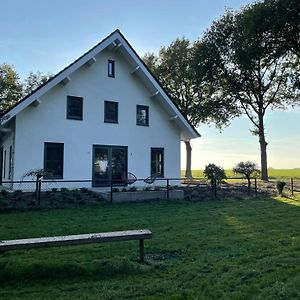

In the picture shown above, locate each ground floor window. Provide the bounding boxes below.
[93,145,127,186]
[44,142,64,179]
[151,148,164,177]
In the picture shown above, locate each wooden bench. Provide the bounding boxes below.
[0,229,152,263]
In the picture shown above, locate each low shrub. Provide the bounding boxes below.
[79,188,89,193]
[1,190,8,197]
[129,186,137,192]
[204,163,227,186]
[276,181,286,195]
[96,194,105,202]
[13,190,23,200]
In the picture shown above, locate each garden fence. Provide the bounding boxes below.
[1,176,299,205]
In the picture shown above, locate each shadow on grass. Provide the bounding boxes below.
[0,256,150,284]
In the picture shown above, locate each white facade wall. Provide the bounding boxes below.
[12,49,181,187]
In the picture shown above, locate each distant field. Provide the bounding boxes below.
[181,169,300,179]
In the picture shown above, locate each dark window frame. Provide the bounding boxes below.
[151,148,164,177]
[8,146,12,180]
[3,150,6,179]
[44,142,64,179]
[136,105,149,126]
[104,101,118,123]
[66,96,83,120]
[108,60,115,78]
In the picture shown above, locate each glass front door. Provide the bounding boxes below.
[93,145,127,186]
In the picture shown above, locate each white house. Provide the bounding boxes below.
[0,30,199,189]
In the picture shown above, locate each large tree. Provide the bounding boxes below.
[0,63,23,114]
[264,0,300,91]
[144,39,237,178]
[0,66,52,115]
[264,0,300,58]
[193,2,299,181]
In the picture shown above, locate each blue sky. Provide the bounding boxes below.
[1,0,299,169]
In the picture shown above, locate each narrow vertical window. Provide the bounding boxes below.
[108,60,115,78]
[151,148,164,177]
[137,105,149,126]
[44,143,64,179]
[8,146,12,180]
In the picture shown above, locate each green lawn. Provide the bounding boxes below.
[0,196,300,299]
[181,168,300,179]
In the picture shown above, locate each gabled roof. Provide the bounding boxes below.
[0,29,200,140]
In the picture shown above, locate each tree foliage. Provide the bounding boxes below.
[262,0,300,58]
[193,1,300,181]
[0,64,23,114]
[0,64,52,115]
[204,163,227,185]
[143,39,238,178]
[276,180,286,195]
[23,71,52,96]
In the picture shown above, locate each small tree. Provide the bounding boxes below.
[204,163,227,186]
[233,161,260,190]
[22,169,52,196]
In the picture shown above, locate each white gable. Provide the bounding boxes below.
[0,30,199,141]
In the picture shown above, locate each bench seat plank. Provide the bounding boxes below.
[0,229,152,252]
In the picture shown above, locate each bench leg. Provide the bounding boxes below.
[139,239,144,263]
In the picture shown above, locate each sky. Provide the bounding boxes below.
[1,0,299,170]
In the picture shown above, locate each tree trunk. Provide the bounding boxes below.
[247,177,251,190]
[258,116,269,181]
[184,141,193,179]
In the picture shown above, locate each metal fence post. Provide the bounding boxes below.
[37,180,42,206]
[291,178,294,196]
[254,178,257,197]
[212,178,217,199]
[110,180,113,203]
[166,178,169,199]
[139,239,145,263]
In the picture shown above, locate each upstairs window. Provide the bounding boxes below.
[67,96,83,120]
[44,142,64,179]
[108,60,115,77]
[136,105,149,126]
[104,101,118,123]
